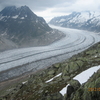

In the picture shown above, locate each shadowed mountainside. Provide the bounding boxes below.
[0,6,64,51]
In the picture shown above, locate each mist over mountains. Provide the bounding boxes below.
[49,11,100,32]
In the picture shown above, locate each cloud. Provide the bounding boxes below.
[0,0,100,22]
[43,0,100,21]
[0,0,72,11]
[52,0,100,13]
[70,0,100,11]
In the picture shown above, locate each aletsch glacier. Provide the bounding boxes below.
[0,25,100,82]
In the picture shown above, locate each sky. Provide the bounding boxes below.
[0,0,100,22]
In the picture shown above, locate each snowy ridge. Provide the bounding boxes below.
[49,11,100,32]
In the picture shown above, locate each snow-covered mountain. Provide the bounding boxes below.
[0,6,64,51]
[49,11,100,32]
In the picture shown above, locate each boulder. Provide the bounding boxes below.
[40,92,64,100]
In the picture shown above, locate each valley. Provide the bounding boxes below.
[0,3,100,100]
[0,25,100,83]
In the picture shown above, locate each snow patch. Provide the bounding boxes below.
[60,84,70,96]
[0,16,5,20]
[25,15,27,17]
[59,19,66,22]
[45,73,62,83]
[1,32,7,36]
[20,17,24,19]
[12,15,18,19]
[73,65,100,84]
[95,55,97,58]
[22,81,28,84]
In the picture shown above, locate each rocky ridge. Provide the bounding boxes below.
[0,41,100,99]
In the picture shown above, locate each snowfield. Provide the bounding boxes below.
[0,25,100,82]
[60,65,100,96]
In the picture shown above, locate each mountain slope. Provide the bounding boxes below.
[0,6,64,50]
[0,36,18,52]
[49,11,100,32]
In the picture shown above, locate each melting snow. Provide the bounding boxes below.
[22,81,28,84]
[12,15,18,19]
[45,73,62,83]
[60,65,100,96]
[73,65,100,84]
[0,16,5,20]
[60,84,70,96]
[1,32,7,36]
[20,17,24,19]
[59,19,66,22]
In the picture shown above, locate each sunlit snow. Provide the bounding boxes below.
[12,15,18,19]
[59,19,66,22]
[73,65,100,84]
[60,84,70,96]
[45,73,62,83]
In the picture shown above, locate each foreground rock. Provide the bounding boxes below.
[0,41,100,100]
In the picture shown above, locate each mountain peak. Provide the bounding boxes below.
[0,5,53,47]
[49,11,100,32]
[20,5,30,9]
[2,5,29,10]
[0,5,35,18]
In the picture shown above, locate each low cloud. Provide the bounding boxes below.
[0,0,100,22]
[0,0,72,11]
